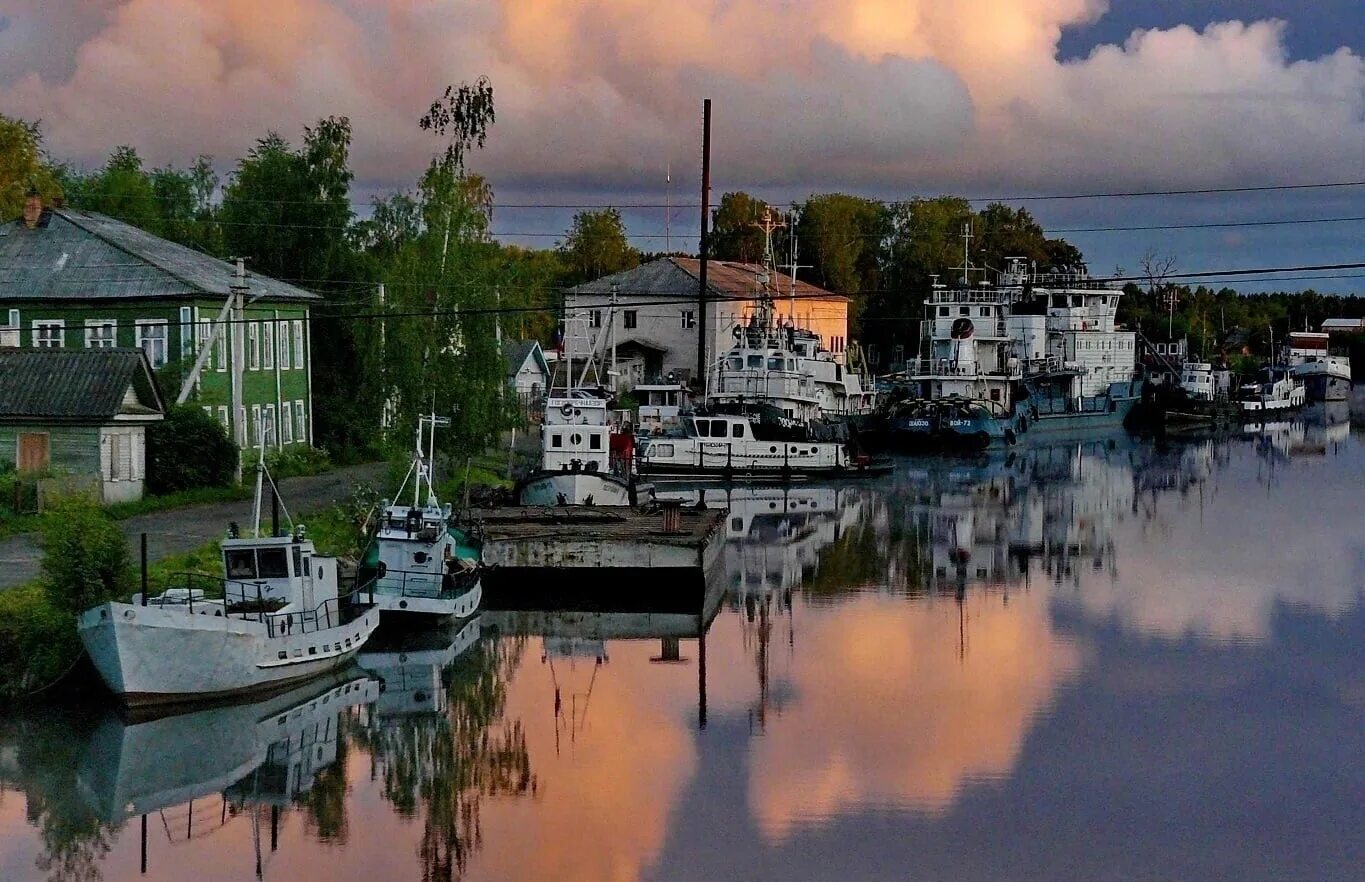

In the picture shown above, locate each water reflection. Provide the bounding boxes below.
[0,424,1361,881]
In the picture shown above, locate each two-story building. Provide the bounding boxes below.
[565,258,850,389]
[0,197,318,450]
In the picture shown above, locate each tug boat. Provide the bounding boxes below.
[1238,366,1306,416]
[636,412,887,478]
[358,414,483,621]
[1285,331,1352,402]
[887,257,1142,450]
[78,462,380,707]
[514,389,648,506]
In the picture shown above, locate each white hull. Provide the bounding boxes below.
[516,470,635,506]
[78,602,380,706]
[371,581,482,620]
[638,437,850,475]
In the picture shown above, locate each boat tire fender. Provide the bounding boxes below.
[1004,429,1017,446]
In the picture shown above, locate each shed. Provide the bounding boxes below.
[0,348,165,503]
[504,341,550,401]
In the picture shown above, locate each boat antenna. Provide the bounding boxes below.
[249,426,291,537]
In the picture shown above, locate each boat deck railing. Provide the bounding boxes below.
[371,566,479,601]
[159,572,373,637]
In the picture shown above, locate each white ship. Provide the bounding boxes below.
[889,252,1142,449]
[1237,366,1306,415]
[636,412,886,478]
[1285,331,1352,402]
[515,389,645,506]
[358,414,483,620]
[78,462,380,707]
[1178,361,1232,402]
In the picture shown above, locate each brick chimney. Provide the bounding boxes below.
[22,188,42,229]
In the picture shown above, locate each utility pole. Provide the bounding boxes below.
[609,283,619,390]
[696,98,712,386]
[230,258,248,484]
[665,162,672,256]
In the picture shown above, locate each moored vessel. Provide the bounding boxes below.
[1285,331,1352,402]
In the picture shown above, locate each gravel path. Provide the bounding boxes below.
[0,462,386,590]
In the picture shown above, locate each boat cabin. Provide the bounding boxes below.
[219,531,338,611]
[635,383,691,434]
[683,414,754,440]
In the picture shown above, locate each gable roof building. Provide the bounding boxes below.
[566,257,850,386]
[0,203,318,451]
[0,348,165,503]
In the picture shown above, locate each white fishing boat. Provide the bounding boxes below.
[359,414,483,620]
[1285,331,1352,402]
[1238,366,1306,415]
[78,461,380,707]
[514,389,647,506]
[1178,362,1232,402]
[636,412,887,477]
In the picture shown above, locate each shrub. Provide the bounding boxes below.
[146,405,239,494]
[39,499,134,616]
[0,582,81,699]
[265,445,333,479]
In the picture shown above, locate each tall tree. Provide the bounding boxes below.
[710,191,771,263]
[557,208,640,284]
[0,114,62,219]
[794,194,887,294]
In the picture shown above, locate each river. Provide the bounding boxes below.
[1,409,1361,881]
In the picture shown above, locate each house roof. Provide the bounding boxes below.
[570,257,849,303]
[503,340,549,378]
[0,348,165,422]
[1321,318,1365,330]
[0,209,320,303]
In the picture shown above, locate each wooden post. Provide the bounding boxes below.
[140,813,147,874]
[271,484,280,537]
[698,622,708,730]
[696,98,712,386]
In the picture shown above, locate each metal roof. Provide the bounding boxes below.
[503,340,549,377]
[570,257,848,302]
[0,209,320,303]
[0,348,165,422]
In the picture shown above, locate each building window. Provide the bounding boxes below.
[248,322,260,370]
[32,320,64,348]
[249,405,261,447]
[215,323,228,372]
[292,320,305,370]
[262,321,275,370]
[180,307,194,359]
[136,320,169,367]
[623,310,638,329]
[281,401,294,443]
[85,319,117,349]
[218,406,229,431]
[590,310,603,329]
[263,404,276,447]
[6,309,18,328]
[294,400,306,444]
[681,310,696,330]
[278,321,290,369]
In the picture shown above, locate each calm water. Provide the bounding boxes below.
[3,413,1363,881]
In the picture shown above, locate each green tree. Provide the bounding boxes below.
[78,146,162,233]
[557,208,640,284]
[39,499,133,616]
[710,191,771,263]
[794,194,887,295]
[0,114,62,219]
[145,405,240,494]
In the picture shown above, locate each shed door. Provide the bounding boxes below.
[17,433,50,474]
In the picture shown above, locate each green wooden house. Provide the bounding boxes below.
[0,348,165,503]
[0,204,319,451]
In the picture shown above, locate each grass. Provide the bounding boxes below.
[0,485,252,540]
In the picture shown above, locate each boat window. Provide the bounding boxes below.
[938,306,949,317]
[695,420,710,437]
[712,420,728,436]
[302,554,311,577]
[747,355,763,368]
[727,357,743,371]
[959,307,970,316]
[292,546,302,577]
[732,423,745,439]
[652,443,674,457]
[1071,295,1082,307]
[589,433,602,450]
[768,357,783,370]
[980,307,991,317]
[258,548,289,579]
[551,433,563,448]
[226,549,257,579]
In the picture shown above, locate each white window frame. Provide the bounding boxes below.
[294,399,306,446]
[292,320,305,370]
[263,403,276,448]
[179,306,194,359]
[215,322,228,372]
[6,309,18,328]
[32,320,64,348]
[277,320,290,369]
[281,401,294,444]
[135,319,169,368]
[262,321,275,370]
[590,310,603,329]
[217,405,229,432]
[248,322,260,371]
[250,404,262,447]
[681,310,696,330]
[623,310,638,330]
[84,319,118,349]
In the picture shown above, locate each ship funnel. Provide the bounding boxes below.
[950,318,977,373]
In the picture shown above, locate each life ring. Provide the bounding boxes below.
[732,325,743,340]
[560,402,574,418]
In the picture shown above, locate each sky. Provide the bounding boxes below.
[1,1,1362,291]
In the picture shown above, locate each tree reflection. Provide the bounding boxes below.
[0,709,120,882]
[356,634,536,881]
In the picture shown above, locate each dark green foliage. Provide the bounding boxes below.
[711,191,773,263]
[558,208,640,284]
[0,114,64,219]
[265,445,333,479]
[145,404,239,494]
[38,499,133,617]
